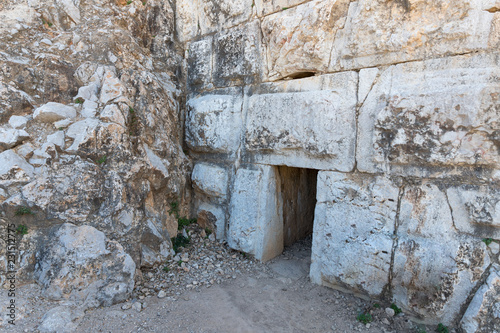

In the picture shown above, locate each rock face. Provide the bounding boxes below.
[35,223,135,308]
[0,0,189,310]
[180,0,500,327]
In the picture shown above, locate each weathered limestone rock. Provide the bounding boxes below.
[192,163,229,199]
[35,223,135,308]
[330,0,496,71]
[227,165,282,261]
[65,118,100,154]
[245,72,358,171]
[213,21,262,87]
[0,150,34,181]
[254,0,309,17]
[100,69,127,104]
[33,102,77,123]
[460,266,500,332]
[447,185,500,239]
[176,0,253,42]
[186,37,213,91]
[357,53,500,180]
[46,131,65,149]
[393,183,490,325]
[99,104,125,126]
[261,0,351,80]
[8,115,28,129]
[185,88,243,155]
[196,203,226,240]
[310,172,399,297]
[38,305,84,333]
[0,128,30,151]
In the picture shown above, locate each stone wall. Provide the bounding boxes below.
[180,0,500,328]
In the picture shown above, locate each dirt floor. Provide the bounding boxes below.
[1,237,445,333]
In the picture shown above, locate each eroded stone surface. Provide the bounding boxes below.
[310,172,399,297]
[447,185,500,239]
[393,183,490,325]
[331,0,496,71]
[35,223,135,308]
[461,266,500,332]
[357,53,500,179]
[245,72,358,171]
[261,0,350,80]
[227,165,283,261]
[192,163,229,199]
[185,88,244,155]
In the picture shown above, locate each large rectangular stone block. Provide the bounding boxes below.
[310,172,399,297]
[393,183,491,325]
[244,72,358,171]
[185,88,243,155]
[357,53,500,180]
[191,163,229,199]
[447,185,500,239]
[213,21,263,87]
[330,0,496,71]
[227,165,283,261]
[176,0,253,42]
[261,0,351,80]
[186,37,213,92]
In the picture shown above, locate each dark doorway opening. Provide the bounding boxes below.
[277,166,318,247]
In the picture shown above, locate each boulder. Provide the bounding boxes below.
[34,223,135,308]
[33,102,77,123]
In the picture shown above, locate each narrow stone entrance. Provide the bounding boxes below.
[277,166,318,247]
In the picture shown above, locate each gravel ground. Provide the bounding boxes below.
[1,226,448,333]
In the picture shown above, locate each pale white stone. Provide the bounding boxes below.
[191,163,228,199]
[176,0,253,42]
[254,0,309,16]
[447,185,500,238]
[310,172,398,297]
[185,88,243,155]
[357,53,500,178]
[46,131,65,148]
[54,119,73,129]
[15,142,35,159]
[227,165,283,261]
[80,100,98,118]
[186,37,213,90]
[100,70,127,104]
[76,83,99,103]
[66,118,100,153]
[40,38,52,46]
[8,115,28,129]
[245,72,358,171]
[358,68,378,104]
[143,145,169,178]
[330,0,495,71]
[99,104,125,126]
[0,150,34,178]
[197,203,226,240]
[261,0,351,80]
[34,102,77,123]
[393,183,490,325]
[0,128,30,150]
[461,266,500,332]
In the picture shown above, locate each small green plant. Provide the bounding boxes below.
[171,235,190,253]
[15,206,34,216]
[282,7,289,10]
[356,312,372,324]
[390,303,402,315]
[97,155,107,165]
[126,0,132,4]
[142,1,146,5]
[416,328,427,333]
[483,238,494,246]
[58,127,64,131]
[205,228,212,237]
[162,266,170,273]
[48,22,53,27]
[436,323,449,333]
[177,260,183,266]
[16,224,28,235]
[373,303,381,309]
[169,201,197,230]
[74,97,84,104]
